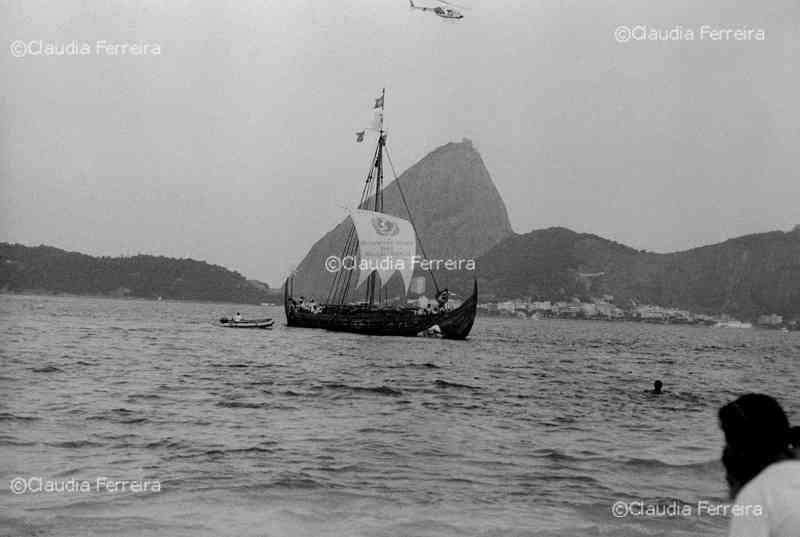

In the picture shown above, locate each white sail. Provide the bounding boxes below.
[350,209,416,293]
[409,275,426,295]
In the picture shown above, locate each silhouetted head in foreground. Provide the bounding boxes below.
[652,380,663,394]
[719,393,799,499]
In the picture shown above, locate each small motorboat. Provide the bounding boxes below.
[219,317,274,329]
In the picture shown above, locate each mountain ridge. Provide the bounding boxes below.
[2,136,797,318]
[0,243,275,304]
[2,225,797,318]
[458,225,800,320]
[290,138,513,298]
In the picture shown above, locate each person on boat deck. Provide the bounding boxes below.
[436,289,450,310]
[719,393,800,537]
[233,312,242,322]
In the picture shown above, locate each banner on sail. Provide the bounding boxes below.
[349,209,416,293]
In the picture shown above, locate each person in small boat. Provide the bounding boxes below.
[233,312,242,322]
[719,393,800,537]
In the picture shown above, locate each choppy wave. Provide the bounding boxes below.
[434,379,480,390]
[30,365,63,373]
[321,382,403,396]
[45,440,103,449]
[0,412,40,422]
[2,295,798,537]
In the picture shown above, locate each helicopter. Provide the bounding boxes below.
[409,0,464,20]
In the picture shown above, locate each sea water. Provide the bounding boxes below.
[1,294,798,536]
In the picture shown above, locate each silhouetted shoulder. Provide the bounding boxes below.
[729,460,800,537]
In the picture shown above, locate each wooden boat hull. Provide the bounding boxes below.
[284,280,477,339]
[219,318,274,329]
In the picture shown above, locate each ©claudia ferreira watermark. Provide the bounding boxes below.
[9,40,162,58]
[9,476,162,495]
[324,255,476,273]
[611,500,763,519]
[614,25,766,43]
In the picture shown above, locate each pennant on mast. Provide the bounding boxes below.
[371,110,384,131]
[372,88,385,131]
[354,89,386,142]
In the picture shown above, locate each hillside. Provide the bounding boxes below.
[460,226,800,320]
[0,243,273,304]
[286,136,798,320]
[290,139,513,298]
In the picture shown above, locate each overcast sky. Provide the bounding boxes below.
[2,0,798,284]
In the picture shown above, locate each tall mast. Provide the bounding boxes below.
[365,89,386,307]
[326,89,387,307]
[365,130,386,306]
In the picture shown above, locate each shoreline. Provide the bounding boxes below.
[0,290,282,308]
[477,311,798,331]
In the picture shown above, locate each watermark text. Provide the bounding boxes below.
[611,500,763,519]
[10,476,162,495]
[614,25,766,43]
[10,40,162,58]
[324,255,475,273]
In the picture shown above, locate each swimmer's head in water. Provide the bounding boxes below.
[653,380,663,393]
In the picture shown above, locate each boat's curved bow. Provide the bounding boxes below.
[437,279,478,340]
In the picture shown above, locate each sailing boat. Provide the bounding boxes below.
[284,90,477,339]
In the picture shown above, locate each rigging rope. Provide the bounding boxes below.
[385,147,440,294]
[327,140,382,305]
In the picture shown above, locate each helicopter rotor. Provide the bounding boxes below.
[437,0,469,10]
